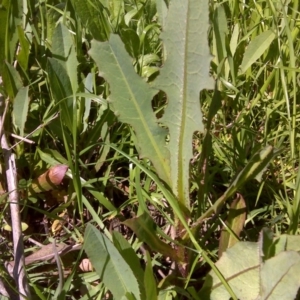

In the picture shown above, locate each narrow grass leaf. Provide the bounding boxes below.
[193,145,275,228]
[154,0,214,208]
[82,73,93,132]
[16,26,30,71]
[47,3,65,44]
[52,23,78,93]
[13,86,29,136]
[144,251,157,300]
[2,61,23,99]
[240,30,276,74]
[84,224,142,300]
[0,5,9,73]
[218,194,246,258]
[47,58,73,131]
[71,0,111,41]
[110,0,124,29]
[212,5,228,65]
[123,213,179,261]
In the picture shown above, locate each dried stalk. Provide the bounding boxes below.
[0,86,31,298]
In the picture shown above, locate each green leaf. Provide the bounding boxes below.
[109,0,124,29]
[16,25,30,71]
[260,251,300,299]
[47,57,73,131]
[218,194,246,258]
[144,251,157,300]
[71,0,111,41]
[201,232,300,300]
[112,231,146,299]
[13,86,29,136]
[212,5,228,65]
[192,145,275,231]
[0,0,22,71]
[0,4,9,73]
[200,242,260,300]
[46,3,66,45]
[156,0,168,29]
[240,30,276,74]
[154,0,214,208]
[52,23,78,93]
[124,5,142,26]
[82,73,93,133]
[2,61,23,99]
[122,213,179,261]
[120,28,140,59]
[258,227,275,261]
[89,35,171,185]
[84,224,142,300]
[284,235,300,252]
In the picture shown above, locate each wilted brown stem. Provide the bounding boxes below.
[0,84,31,298]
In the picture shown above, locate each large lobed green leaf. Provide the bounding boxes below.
[88,0,214,209]
[154,0,214,208]
[89,35,171,185]
[200,232,300,300]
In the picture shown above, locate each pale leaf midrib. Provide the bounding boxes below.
[177,1,190,204]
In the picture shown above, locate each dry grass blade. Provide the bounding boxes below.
[0,87,30,298]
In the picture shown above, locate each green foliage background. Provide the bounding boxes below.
[1,0,300,298]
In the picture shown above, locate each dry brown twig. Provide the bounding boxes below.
[0,77,31,299]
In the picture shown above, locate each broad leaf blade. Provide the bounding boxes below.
[2,61,23,99]
[260,251,300,299]
[200,242,260,300]
[89,35,171,184]
[112,231,146,299]
[154,0,214,208]
[84,224,142,300]
[13,86,29,136]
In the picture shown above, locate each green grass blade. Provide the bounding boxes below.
[108,143,237,299]
[71,0,111,41]
[240,30,276,74]
[13,86,29,136]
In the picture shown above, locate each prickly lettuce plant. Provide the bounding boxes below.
[87,0,214,278]
[86,0,274,280]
